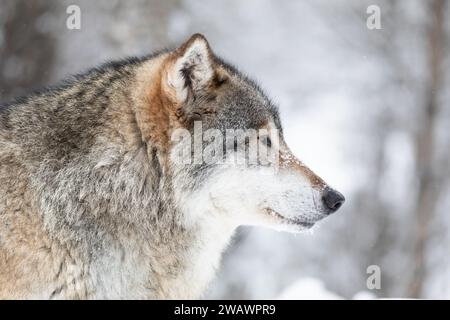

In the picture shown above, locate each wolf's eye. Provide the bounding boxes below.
[261,136,272,148]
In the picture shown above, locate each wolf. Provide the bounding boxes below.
[0,34,344,299]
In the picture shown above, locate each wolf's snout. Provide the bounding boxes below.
[322,187,345,214]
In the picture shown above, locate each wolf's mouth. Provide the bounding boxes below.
[264,208,315,228]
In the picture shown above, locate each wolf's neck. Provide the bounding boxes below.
[155,216,236,299]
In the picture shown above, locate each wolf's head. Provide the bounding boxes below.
[149,34,344,233]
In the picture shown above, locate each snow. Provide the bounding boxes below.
[277,278,343,300]
[276,278,379,300]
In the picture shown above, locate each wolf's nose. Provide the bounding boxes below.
[322,187,345,214]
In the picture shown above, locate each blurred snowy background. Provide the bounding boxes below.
[1,0,449,299]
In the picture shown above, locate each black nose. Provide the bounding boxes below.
[322,187,345,214]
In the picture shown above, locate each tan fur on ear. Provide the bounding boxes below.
[164,34,215,103]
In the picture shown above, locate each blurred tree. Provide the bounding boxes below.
[0,0,57,102]
[408,0,448,298]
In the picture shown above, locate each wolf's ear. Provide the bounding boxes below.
[165,34,214,102]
